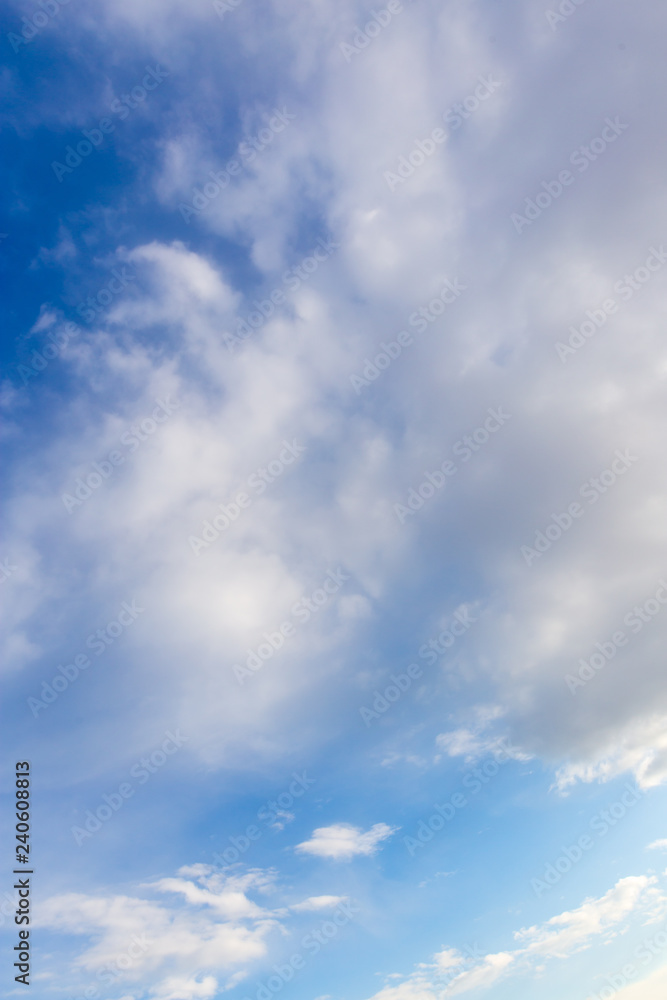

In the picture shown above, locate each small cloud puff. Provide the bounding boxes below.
[295,822,397,860]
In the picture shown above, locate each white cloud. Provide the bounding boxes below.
[34,866,282,999]
[435,729,517,764]
[7,0,667,794]
[435,708,532,764]
[150,871,270,921]
[361,875,665,999]
[5,0,667,880]
[556,715,667,791]
[431,949,464,973]
[295,822,397,860]
[291,895,350,911]
[514,876,656,959]
[152,976,218,1000]
[648,839,667,851]
[446,953,515,996]
[8,2,667,999]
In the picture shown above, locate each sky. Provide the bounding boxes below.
[1,1,667,999]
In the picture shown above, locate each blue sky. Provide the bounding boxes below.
[2,1,667,999]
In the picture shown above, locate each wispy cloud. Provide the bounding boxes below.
[361,875,665,999]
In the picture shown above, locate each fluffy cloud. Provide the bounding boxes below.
[5,1,667,999]
[5,0,667,798]
[34,866,282,998]
[295,822,397,860]
[15,0,667,798]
